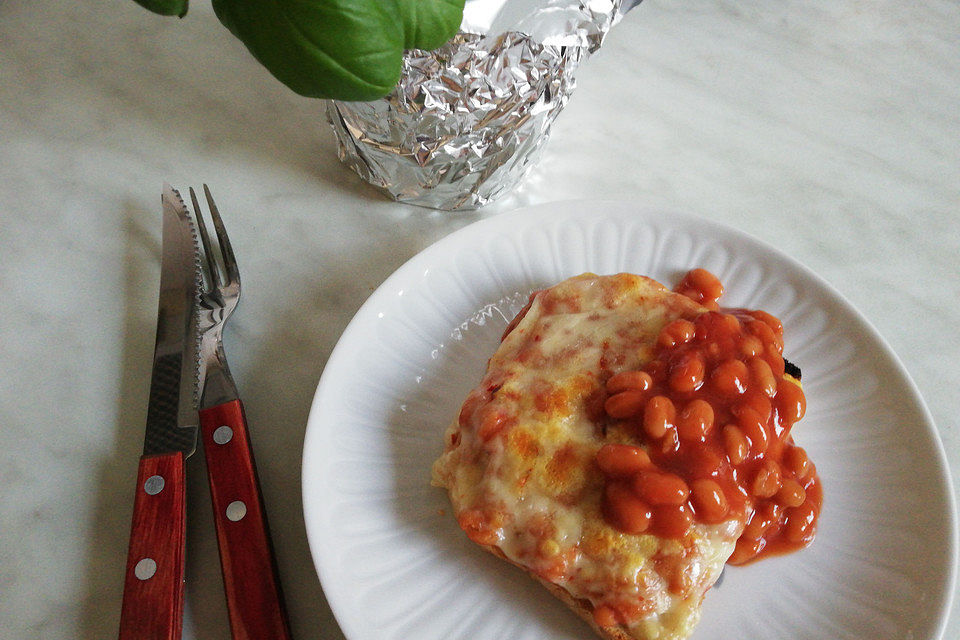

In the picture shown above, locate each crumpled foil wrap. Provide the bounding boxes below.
[326,0,627,210]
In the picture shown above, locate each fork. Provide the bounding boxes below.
[190,185,293,640]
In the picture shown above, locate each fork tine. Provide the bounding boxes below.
[202,184,240,287]
[189,186,222,292]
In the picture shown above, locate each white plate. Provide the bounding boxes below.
[303,202,957,640]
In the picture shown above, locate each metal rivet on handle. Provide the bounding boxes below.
[213,425,233,445]
[135,558,157,580]
[143,475,164,495]
[226,500,247,522]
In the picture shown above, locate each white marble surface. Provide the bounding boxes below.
[1,0,957,638]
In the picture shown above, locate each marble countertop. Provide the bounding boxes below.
[2,0,957,638]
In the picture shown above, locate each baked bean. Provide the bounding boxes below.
[722,424,750,464]
[694,311,733,341]
[746,319,776,344]
[633,471,690,506]
[736,393,772,421]
[767,351,786,376]
[766,336,784,356]
[703,342,719,359]
[658,319,696,348]
[669,354,705,392]
[607,370,653,394]
[604,482,653,534]
[596,444,652,477]
[783,500,818,543]
[675,287,696,303]
[760,500,784,525]
[690,479,729,523]
[743,511,772,540]
[687,445,724,478]
[711,359,748,397]
[728,536,764,565]
[739,335,763,358]
[752,459,782,498]
[721,313,742,334]
[784,446,813,481]
[693,313,710,340]
[643,396,675,439]
[652,504,694,538]
[605,390,647,419]
[747,357,777,397]
[776,478,807,507]
[776,379,806,423]
[660,428,681,455]
[738,408,769,455]
[677,399,715,440]
[749,309,783,335]
[677,268,724,306]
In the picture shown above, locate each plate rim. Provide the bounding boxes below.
[302,199,958,640]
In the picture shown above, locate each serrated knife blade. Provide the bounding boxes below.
[118,184,202,640]
[142,184,202,456]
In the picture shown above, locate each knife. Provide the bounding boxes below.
[118,184,201,640]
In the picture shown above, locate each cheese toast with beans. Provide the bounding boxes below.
[431,271,821,640]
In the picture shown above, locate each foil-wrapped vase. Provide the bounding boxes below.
[326,0,630,210]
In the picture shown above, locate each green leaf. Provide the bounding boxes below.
[211,0,465,101]
[132,0,189,18]
[397,0,466,51]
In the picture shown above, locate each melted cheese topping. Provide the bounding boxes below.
[432,273,745,640]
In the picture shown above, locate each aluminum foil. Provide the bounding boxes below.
[326,0,633,210]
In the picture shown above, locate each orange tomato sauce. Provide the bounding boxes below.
[598,268,822,564]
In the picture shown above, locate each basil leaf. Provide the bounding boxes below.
[133,0,188,18]
[211,0,403,100]
[397,0,466,51]
[212,0,464,101]
[131,0,465,100]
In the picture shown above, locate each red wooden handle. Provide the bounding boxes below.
[200,399,292,640]
[119,452,186,640]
